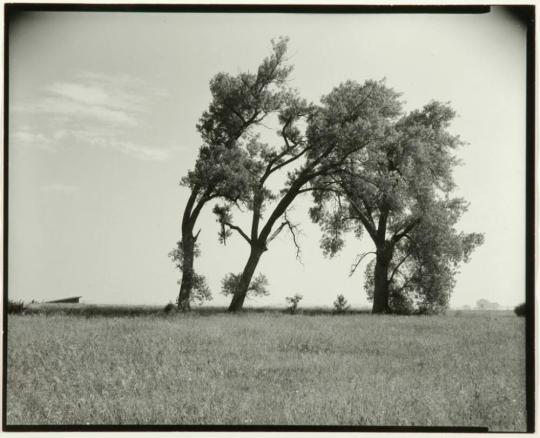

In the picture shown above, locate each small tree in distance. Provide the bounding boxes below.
[286,294,303,314]
[476,299,500,310]
[333,294,350,314]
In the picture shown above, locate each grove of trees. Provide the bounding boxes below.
[171,37,484,314]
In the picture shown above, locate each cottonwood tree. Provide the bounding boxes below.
[170,38,292,311]
[214,79,403,311]
[310,96,483,314]
[364,198,484,314]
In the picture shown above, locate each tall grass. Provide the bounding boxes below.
[6,312,525,430]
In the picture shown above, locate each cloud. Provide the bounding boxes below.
[12,129,56,151]
[68,129,170,162]
[12,72,170,161]
[17,97,137,126]
[12,126,170,162]
[40,183,79,194]
[48,82,110,106]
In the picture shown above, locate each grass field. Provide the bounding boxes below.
[6,309,526,430]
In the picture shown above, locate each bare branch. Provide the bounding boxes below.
[266,211,303,263]
[222,220,252,245]
[284,211,303,262]
[349,251,376,277]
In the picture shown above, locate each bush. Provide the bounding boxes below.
[514,303,526,317]
[163,302,175,314]
[7,300,25,314]
[221,272,269,299]
[285,294,303,314]
[333,294,350,314]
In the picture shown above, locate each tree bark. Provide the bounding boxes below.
[372,249,391,314]
[176,188,203,312]
[177,230,195,311]
[228,245,265,312]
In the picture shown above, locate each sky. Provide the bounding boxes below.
[8,7,527,309]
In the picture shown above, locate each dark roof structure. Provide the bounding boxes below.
[45,296,82,304]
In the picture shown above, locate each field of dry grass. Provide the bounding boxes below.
[6,309,526,430]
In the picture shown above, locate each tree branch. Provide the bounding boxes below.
[222,220,252,245]
[392,218,421,244]
[269,142,309,175]
[297,184,340,195]
[267,211,303,262]
[189,185,215,227]
[388,252,411,285]
[349,251,376,277]
[284,212,302,262]
[336,179,378,241]
[267,221,287,243]
[260,117,311,184]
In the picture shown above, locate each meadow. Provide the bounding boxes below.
[6,309,526,430]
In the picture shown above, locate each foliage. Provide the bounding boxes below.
[309,85,484,314]
[164,302,175,313]
[364,259,416,315]
[7,300,25,315]
[189,274,213,305]
[221,272,270,299]
[183,36,293,196]
[169,243,213,305]
[514,303,526,317]
[332,294,350,314]
[174,37,295,307]
[364,208,484,315]
[215,77,411,310]
[285,294,303,314]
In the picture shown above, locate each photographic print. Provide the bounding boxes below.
[4,3,534,432]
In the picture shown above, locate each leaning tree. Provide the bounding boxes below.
[309,94,484,314]
[171,38,292,310]
[214,79,403,311]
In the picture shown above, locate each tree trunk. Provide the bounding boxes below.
[372,250,391,314]
[177,230,195,312]
[228,246,264,312]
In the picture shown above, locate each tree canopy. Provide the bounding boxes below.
[309,86,484,314]
[174,38,484,314]
[172,37,294,310]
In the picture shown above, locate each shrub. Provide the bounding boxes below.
[7,300,25,314]
[221,272,269,299]
[164,302,175,314]
[285,294,303,314]
[514,303,526,317]
[333,294,350,314]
